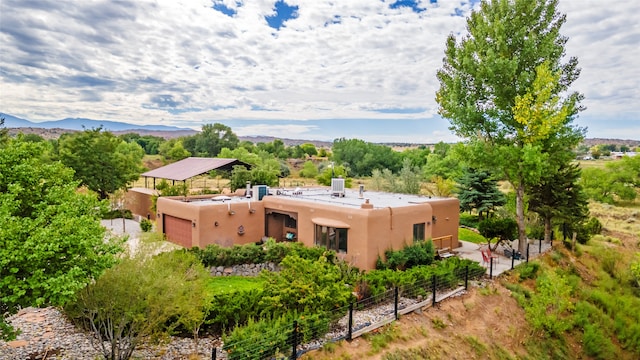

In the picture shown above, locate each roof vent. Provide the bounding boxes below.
[331,178,345,197]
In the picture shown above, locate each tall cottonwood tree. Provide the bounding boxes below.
[436,0,584,254]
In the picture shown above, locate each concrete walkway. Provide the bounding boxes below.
[454,239,553,277]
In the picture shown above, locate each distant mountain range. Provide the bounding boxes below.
[1,113,191,132]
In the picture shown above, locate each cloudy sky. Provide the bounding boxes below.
[1,0,639,142]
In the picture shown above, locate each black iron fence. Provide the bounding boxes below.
[213,264,487,360]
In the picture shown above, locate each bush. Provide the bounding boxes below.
[102,208,133,220]
[65,250,210,360]
[259,255,354,317]
[527,225,544,240]
[459,213,479,228]
[377,240,435,270]
[583,324,616,360]
[524,271,575,337]
[478,217,517,243]
[140,218,152,232]
[517,262,540,281]
[223,316,291,360]
[204,289,264,333]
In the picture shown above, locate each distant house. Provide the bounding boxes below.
[154,180,459,270]
[611,152,637,159]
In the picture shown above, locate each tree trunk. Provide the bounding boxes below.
[544,216,552,242]
[516,182,527,255]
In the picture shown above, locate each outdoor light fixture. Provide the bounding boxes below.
[214,221,219,227]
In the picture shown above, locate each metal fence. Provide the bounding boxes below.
[213,264,487,360]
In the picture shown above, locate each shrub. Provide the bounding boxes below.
[459,213,479,228]
[65,250,210,360]
[524,270,575,337]
[478,217,517,243]
[377,240,435,270]
[527,225,544,240]
[583,324,616,360]
[140,218,152,232]
[223,317,291,360]
[102,208,133,220]
[517,262,540,281]
[204,289,264,332]
[259,255,354,317]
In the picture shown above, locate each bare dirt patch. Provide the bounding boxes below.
[302,282,531,359]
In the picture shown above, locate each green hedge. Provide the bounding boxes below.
[189,239,337,267]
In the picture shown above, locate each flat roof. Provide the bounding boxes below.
[141,157,250,181]
[170,186,451,209]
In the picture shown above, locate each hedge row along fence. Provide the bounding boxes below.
[216,260,486,360]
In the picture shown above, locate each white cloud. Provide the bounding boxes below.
[1,0,638,140]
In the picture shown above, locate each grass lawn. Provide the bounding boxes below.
[458,227,488,244]
[205,275,264,296]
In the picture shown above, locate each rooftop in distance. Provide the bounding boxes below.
[173,185,450,209]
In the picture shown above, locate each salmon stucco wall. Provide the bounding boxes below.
[157,193,460,270]
[125,188,156,220]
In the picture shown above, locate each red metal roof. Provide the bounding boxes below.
[141,157,250,181]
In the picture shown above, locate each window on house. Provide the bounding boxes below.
[314,224,348,252]
[284,215,297,228]
[413,223,425,242]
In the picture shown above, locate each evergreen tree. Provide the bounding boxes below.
[456,168,506,220]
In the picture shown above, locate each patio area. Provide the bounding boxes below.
[455,239,553,277]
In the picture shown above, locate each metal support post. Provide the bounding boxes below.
[432,275,437,306]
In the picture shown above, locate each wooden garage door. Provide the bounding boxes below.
[163,214,192,248]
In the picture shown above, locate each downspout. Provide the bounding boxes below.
[388,207,393,230]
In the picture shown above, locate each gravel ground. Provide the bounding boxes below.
[0,307,223,360]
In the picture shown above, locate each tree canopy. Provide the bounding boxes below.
[331,138,401,177]
[1,137,121,339]
[183,123,239,157]
[436,0,584,254]
[58,128,145,199]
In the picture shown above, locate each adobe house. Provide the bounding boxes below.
[155,180,460,270]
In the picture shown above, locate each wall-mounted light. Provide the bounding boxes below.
[214,221,219,227]
[432,215,437,224]
[192,221,196,228]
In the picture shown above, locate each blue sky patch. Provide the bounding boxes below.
[389,0,426,13]
[212,2,238,17]
[266,1,299,30]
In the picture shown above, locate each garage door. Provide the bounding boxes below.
[163,214,192,248]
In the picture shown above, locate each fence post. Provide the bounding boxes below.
[347,302,354,341]
[511,250,515,270]
[291,320,298,360]
[432,274,437,306]
[489,257,493,279]
[464,265,469,290]
[394,287,399,320]
[526,243,530,263]
[539,238,542,254]
[212,347,216,360]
